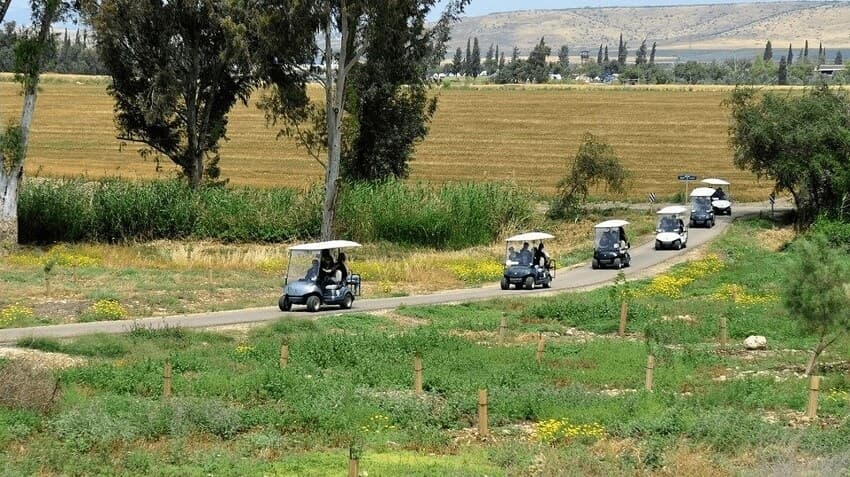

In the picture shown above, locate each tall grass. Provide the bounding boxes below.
[339,181,533,248]
[19,178,533,248]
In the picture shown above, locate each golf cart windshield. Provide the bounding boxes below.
[289,251,321,282]
[657,216,681,232]
[692,196,712,212]
[594,227,621,251]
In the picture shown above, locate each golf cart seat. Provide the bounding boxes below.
[325,270,344,290]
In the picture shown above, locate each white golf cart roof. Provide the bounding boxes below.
[702,178,730,186]
[657,205,688,215]
[505,232,555,242]
[289,240,362,252]
[690,187,716,197]
[594,220,629,228]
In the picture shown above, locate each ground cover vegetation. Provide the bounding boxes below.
[1,218,849,475]
[0,206,655,327]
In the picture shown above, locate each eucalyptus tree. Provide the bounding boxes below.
[84,0,256,188]
[0,0,69,246]
[254,0,468,239]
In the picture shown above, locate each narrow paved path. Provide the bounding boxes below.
[0,205,773,344]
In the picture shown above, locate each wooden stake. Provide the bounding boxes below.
[806,375,820,419]
[413,353,423,395]
[618,299,628,337]
[279,343,289,368]
[477,389,489,436]
[348,447,359,477]
[499,316,507,343]
[719,316,728,349]
[163,360,172,399]
[535,334,546,363]
[645,354,655,392]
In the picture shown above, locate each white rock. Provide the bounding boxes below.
[744,335,767,350]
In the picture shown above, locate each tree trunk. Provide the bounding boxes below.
[320,6,348,241]
[0,171,20,246]
[805,335,827,376]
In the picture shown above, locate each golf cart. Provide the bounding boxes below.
[278,240,362,312]
[690,187,716,228]
[655,205,688,250]
[592,220,631,269]
[702,178,732,215]
[500,232,555,290]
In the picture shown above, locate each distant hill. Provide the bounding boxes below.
[447,1,850,61]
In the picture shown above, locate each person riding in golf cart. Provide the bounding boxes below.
[690,187,716,228]
[702,178,732,215]
[501,232,555,290]
[655,205,688,250]
[592,220,631,269]
[279,240,362,312]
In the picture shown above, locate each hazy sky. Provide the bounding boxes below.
[0,0,835,25]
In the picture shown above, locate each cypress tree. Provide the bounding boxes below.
[763,40,773,61]
[787,43,793,65]
[597,44,603,64]
[470,37,481,77]
[452,47,463,74]
[649,41,656,65]
[804,40,809,59]
[604,45,609,63]
[836,51,843,65]
[464,37,471,75]
[777,56,787,85]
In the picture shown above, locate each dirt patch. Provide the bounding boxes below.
[756,227,796,251]
[371,309,429,327]
[31,298,89,323]
[0,346,87,370]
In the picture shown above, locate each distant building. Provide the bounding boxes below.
[816,64,846,76]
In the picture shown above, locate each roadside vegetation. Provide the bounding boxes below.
[0,204,656,327]
[1,218,849,475]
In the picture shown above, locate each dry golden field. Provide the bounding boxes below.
[0,75,774,200]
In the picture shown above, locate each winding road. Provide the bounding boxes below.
[0,205,775,344]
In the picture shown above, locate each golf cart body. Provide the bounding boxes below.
[655,205,688,250]
[279,240,362,312]
[592,220,631,269]
[501,232,555,290]
[703,178,732,215]
[690,187,716,228]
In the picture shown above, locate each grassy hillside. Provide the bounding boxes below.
[0,76,773,200]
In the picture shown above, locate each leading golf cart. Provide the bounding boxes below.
[655,205,688,250]
[690,187,716,228]
[500,232,555,290]
[592,220,631,269]
[279,240,362,312]
[702,178,732,215]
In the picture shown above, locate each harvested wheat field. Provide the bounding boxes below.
[0,75,775,200]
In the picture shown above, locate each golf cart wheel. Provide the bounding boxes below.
[340,293,354,309]
[655,240,661,250]
[542,278,551,289]
[524,276,534,290]
[500,277,510,290]
[614,258,622,269]
[306,295,321,312]
[711,219,716,227]
[279,295,292,312]
[674,240,682,250]
[592,259,599,270]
